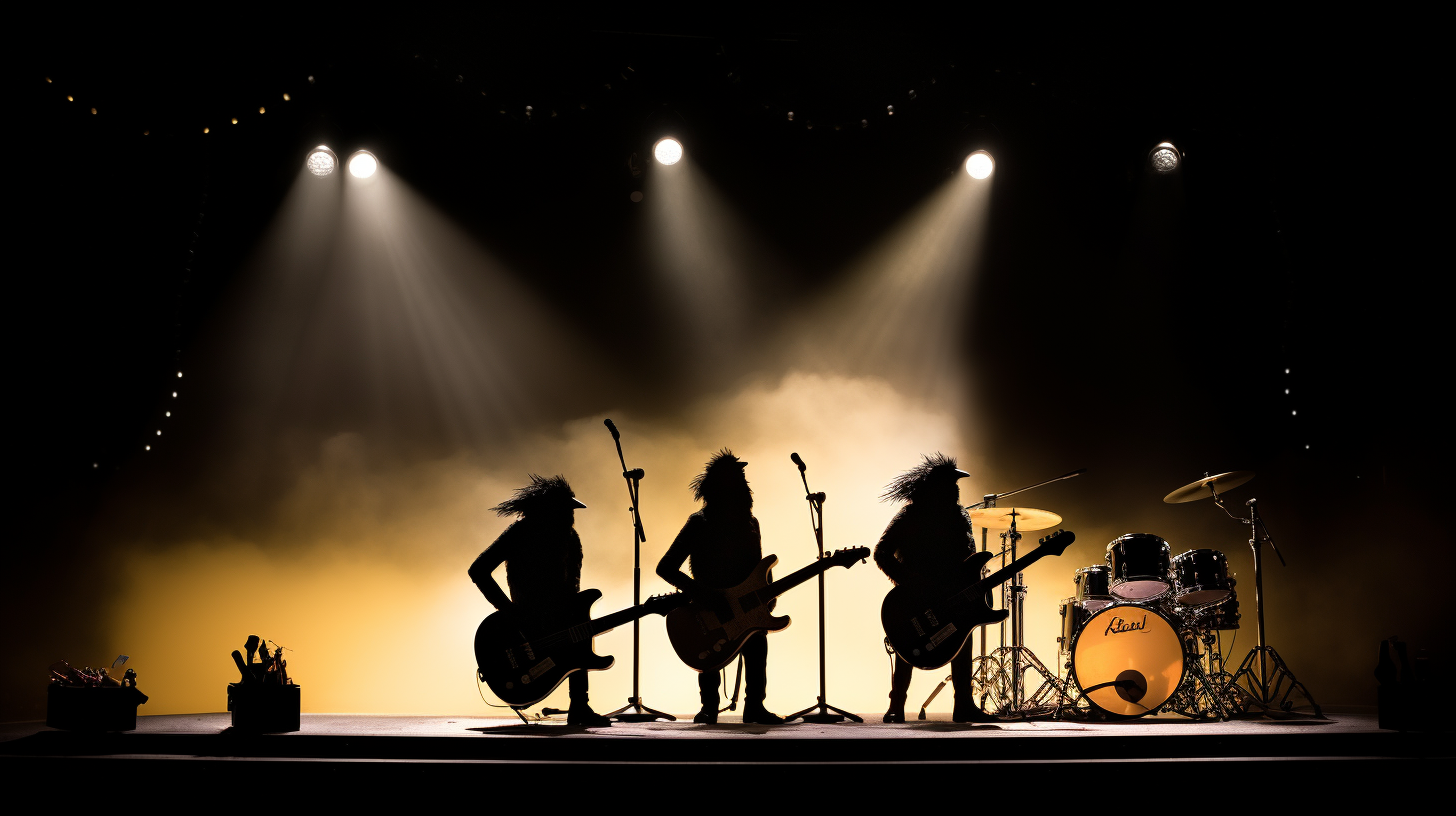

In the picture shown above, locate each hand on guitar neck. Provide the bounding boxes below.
[665,547,870,673]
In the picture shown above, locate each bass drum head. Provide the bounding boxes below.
[1071,604,1186,717]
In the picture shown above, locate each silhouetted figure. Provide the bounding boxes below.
[657,450,784,724]
[469,474,611,727]
[875,453,995,723]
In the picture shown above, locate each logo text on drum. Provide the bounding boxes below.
[1104,615,1147,636]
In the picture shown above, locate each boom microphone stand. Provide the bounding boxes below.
[602,419,674,722]
[784,453,863,724]
[1223,496,1322,718]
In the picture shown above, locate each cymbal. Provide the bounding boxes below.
[968,506,1062,531]
[1163,471,1254,504]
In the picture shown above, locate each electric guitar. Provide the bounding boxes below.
[881,529,1075,670]
[665,547,871,672]
[475,590,688,708]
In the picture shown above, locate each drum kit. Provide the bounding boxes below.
[924,469,1322,721]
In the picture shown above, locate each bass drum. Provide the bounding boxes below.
[1071,603,1187,717]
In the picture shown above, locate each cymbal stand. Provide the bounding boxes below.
[1219,496,1322,717]
[602,420,674,722]
[956,471,1083,718]
[978,512,1067,715]
[785,453,862,724]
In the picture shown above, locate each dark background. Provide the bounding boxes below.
[7,19,1447,720]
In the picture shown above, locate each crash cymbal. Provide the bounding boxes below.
[1163,471,1254,504]
[968,506,1062,531]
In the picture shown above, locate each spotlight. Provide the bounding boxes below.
[348,150,378,178]
[965,150,994,179]
[1149,141,1180,173]
[306,145,338,177]
[653,138,683,166]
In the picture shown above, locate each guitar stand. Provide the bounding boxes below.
[602,420,674,723]
[784,455,863,724]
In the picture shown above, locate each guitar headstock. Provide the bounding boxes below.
[644,592,691,616]
[827,546,872,568]
[1037,529,1075,556]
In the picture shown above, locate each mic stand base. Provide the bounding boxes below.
[607,698,676,722]
[786,698,863,724]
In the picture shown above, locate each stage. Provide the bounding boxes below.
[2,709,1446,796]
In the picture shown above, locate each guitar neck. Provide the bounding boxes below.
[588,603,661,637]
[761,558,837,601]
[966,545,1055,601]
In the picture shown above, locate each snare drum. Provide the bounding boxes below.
[1172,549,1232,607]
[1074,565,1114,612]
[1106,533,1173,601]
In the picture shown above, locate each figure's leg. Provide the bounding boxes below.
[885,655,914,722]
[950,648,995,722]
[695,664,720,724]
[566,670,610,727]
[740,633,783,724]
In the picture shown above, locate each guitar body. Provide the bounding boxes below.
[881,550,1010,670]
[665,555,791,673]
[474,589,615,708]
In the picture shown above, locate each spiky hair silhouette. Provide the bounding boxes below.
[492,474,577,517]
[690,448,749,502]
[881,453,962,503]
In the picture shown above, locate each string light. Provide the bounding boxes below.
[258,106,265,114]
[283,93,291,101]
[232,117,238,124]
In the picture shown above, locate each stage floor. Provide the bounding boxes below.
[2,709,1447,797]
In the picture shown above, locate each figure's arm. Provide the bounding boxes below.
[655,518,703,595]
[468,536,516,614]
[874,517,912,585]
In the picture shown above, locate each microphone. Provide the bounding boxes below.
[1060,468,1086,480]
[624,468,645,480]
[791,452,806,472]
[604,418,620,440]
[1245,498,1257,506]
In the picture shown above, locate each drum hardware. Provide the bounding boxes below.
[601,419,675,723]
[914,468,1085,719]
[1164,473,1323,718]
[783,452,863,724]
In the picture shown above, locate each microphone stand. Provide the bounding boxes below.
[785,453,863,724]
[602,419,674,722]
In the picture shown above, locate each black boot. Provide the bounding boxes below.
[883,701,906,723]
[693,705,718,724]
[567,685,611,727]
[742,702,784,725]
[952,698,999,723]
